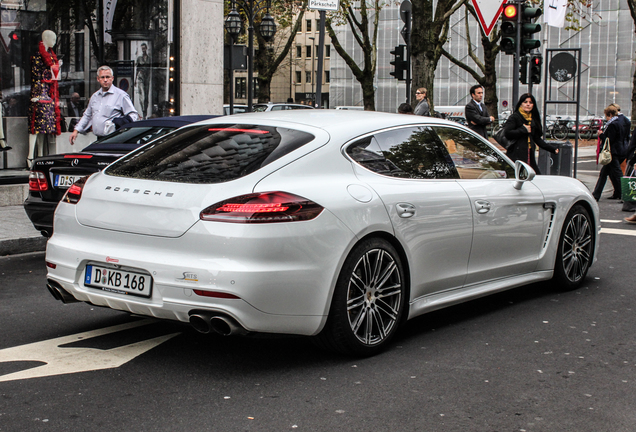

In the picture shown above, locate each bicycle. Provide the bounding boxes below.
[547,116,570,140]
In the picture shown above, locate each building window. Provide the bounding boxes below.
[295,71,302,83]
[306,71,311,83]
[325,71,330,83]
[325,45,331,58]
[306,19,312,32]
[296,45,302,58]
[306,45,312,58]
[235,77,246,98]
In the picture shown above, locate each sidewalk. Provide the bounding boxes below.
[0,143,616,257]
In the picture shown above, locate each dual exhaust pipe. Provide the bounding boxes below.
[46,279,80,303]
[189,311,247,336]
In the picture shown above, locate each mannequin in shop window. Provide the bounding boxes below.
[28,30,61,167]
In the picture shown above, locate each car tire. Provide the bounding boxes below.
[315,238,406,357]
[552,204,594,290]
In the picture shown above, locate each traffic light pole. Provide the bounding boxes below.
[405,10,411,104]
[513,0,522,105]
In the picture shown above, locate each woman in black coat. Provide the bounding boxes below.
[503,93,558,174]
[591,105,623,201]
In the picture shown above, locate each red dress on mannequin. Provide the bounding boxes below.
[29,42,61,135]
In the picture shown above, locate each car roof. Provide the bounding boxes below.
[200,110,464,140]
[119,115,217,130]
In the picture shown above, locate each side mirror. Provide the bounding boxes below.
[513,160,536,190]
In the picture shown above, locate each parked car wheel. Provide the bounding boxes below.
[553,204,594,290]
[317,238,406,356]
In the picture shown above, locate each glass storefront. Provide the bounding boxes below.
[1,0,176,167]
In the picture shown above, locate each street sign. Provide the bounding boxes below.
[471,0,506,37]
[309,0,339,11]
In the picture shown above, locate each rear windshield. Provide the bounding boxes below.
[82,126,177,152]
[105,124,315,184]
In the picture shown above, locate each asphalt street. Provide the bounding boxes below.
[1,143,636,431]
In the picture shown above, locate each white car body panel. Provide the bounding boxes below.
[45,110,600,339]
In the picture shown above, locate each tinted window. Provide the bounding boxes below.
[106,124,315,184]
[346,126,458,179]
[431,126,514,179]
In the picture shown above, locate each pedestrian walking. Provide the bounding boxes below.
[413,88,430,116]
[69,66,139,145]
[592,104,623,201]
[465,85,494,139]
[609,103,630,173]
[502,93,559,174]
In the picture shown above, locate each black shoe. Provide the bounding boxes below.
[0,146,11,152]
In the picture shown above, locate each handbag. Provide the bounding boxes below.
[621,166,636,203]
[494,127,515,149]
[599,138,612,165]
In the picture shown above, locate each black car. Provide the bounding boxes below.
[24,115,215,236]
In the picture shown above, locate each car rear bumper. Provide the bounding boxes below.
[23,196,57,235]
[45,202,357,336]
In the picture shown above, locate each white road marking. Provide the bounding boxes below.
[0,319,180,382]
[600,227,636,236]
[601,219,623,223]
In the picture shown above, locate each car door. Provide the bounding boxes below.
[430,125,549,285]
[346,125,473,302]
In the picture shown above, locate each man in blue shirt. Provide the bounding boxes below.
[69,66,139,144]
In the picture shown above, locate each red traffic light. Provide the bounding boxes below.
[533,57,540,65]
[10,31,19,41]
[503,4,518,19]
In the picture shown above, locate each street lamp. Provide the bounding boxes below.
[224,8,242,115]
[308,36,315,106]
[225,0,277,112]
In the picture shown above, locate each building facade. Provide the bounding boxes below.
[329,0,635,119]
[1,0,222,169]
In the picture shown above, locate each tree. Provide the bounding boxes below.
[410,0,467,111]
[441,5,501,121]
[325,0,385,110]
[253,0,308,103]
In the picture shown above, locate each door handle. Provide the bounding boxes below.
[396,203,416,218]
[475,200,491,214]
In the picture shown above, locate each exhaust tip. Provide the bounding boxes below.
[46,279,80,303]
[189,313,212,334]
[210,316,247,337]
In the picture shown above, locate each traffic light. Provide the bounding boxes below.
[519,56,528,84]
[530,54,542,84]
[390,44,407,81]
[500,3,518,55]
[8,30,22,66]
[520,3,542,54]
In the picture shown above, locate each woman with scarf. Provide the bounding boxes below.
[502,93,558,174]
[591,105,623,201]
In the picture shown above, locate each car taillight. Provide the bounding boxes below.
[200,192,324,223]
[29,171,48,192]
[61,175,90,204]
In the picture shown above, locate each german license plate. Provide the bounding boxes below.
[84,264,153,298]
[55,174,82,188]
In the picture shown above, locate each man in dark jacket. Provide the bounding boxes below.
[465,85,495,139]
[610,103,630,161]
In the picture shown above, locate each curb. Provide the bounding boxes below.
[0,237,47,256]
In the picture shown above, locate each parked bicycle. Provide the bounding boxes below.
[576,118,604,140]
[547,116,570,140]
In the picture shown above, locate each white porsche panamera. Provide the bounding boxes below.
[45,110,599,356]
